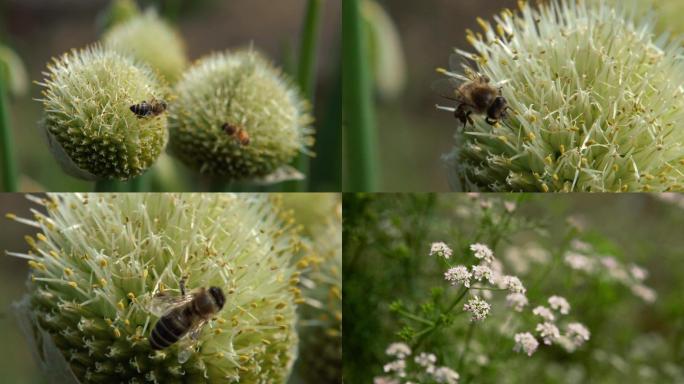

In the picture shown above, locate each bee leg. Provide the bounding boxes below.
[466,112,474,127]
[179,274,188,296]
[485,117,498,126]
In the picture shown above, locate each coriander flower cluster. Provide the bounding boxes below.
[563,240,656,303]
[375,342,459,384]
[440,0,684,192]
[513,294,589,356]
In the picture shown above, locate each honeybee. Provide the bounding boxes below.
[433,70,510,127]
[148,277,226,363]
[129,98,168,118]
[222,122,250,146]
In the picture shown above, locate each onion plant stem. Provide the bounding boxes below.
[0,62,17,191]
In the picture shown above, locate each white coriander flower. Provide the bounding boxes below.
[383,359,407,377]
[470,243,494,264]
[532,306,556,322]
[536,322,561,345]
[570,239,593,252]
[463,296,491,322]
[441,0,684,192]
[471,265,493,283]
[433,366,460,384]
[445,266,472,288]
[565,322,590,347]
[564,252,595,273]
[415,352,437,369]
[386,342,412,359]
[505,293,528,312]
[513,332,539,357]
[374,377,399,384]
[548,296,571,315]
[631,284,657,303]
[431,242,453,259]
[502,275,526,294]
[630,264,649,281]
[504,201,517,213]
[479,199,492,209]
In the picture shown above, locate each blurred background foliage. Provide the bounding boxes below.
[0,192,341,383]
[344,193,684,383]
[0,0,340,192]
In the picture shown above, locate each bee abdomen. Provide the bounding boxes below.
[130,102,152,118]
[150,312,191,350]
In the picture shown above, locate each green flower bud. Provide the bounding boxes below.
[0,44,29,97]
[103,10,187,83]
[168,49,314,181]
[290,198,342,383]
[96,0,141,34]
[6,193,300,383]
[439,0,684,192]
[39,45,168,181]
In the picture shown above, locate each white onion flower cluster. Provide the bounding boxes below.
[563,241,656,303]
[441,0,684,192]
[375,343,459,384]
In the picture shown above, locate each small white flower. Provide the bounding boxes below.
[565,322,590,347]
[431,242,453,259]
[532,306,556,322]
[415,352,437,368]
[513,332,539,357]
[631,284,657,303]
[471,265,493,283]
[432,366,460,384]
[463,296,491,322]
[374,377,399,384]
[502,275,526,294]
[470,243,494,264]
[630,264,649,281]
[479,199,492,209]
[536,322,560,345]
[506,293,528,312]
[548,296,571,315]
[504,201,517,213]
[444,266,471,288]
[564,252,595,272]
[383,359,406,377]
[570,239,592,252]
[385,342,412,359]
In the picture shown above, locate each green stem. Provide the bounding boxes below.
[289,0,324,191]
[209,178,227,192]
[0,61,18,192]
[469,286,507,291]
[343,0,379,191]
[94,179,122,192]
[396,309,434,326]
[129,173,148,192]
[458,322,475,372]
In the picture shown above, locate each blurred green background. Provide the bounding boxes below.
[0,0,341,192]
[345,0,517,192]
[343,193,684,383]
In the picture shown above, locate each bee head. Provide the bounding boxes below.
[487,96,508,119]
[209,286,225,310]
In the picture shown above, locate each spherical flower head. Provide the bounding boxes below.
[502,275,526,294]
[506,292,528,312]
[168,49,314,180]
[432,366,460,384]
[430,241,453,259]
[471,265,493,283]
[39,45,168,180]
[469,243,494,264]
[536,322,561,345]
[532,306,556,322]
[103,10,187,83]
[385,342,412,359]
[444,265,471,288]
[565,322,590,347]
[463,296,491,322]
[9,194,300,383]
[513,332,539,357]
[548,295,571,315]
[441,0,684,192]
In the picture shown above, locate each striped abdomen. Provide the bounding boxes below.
[150,306,195,350]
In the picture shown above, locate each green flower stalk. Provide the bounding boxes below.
[439,0,684,192]
[96,0,141,34]
[168,49,314,181]
[0,44,29,97]
[6,193,301,383]
[103,10,187,83]
[39,46,168,181]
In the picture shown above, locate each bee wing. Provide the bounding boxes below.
[449,52,478,80]
[176,319,209,364]
[146,292,195,317]
[431,78,462,101]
